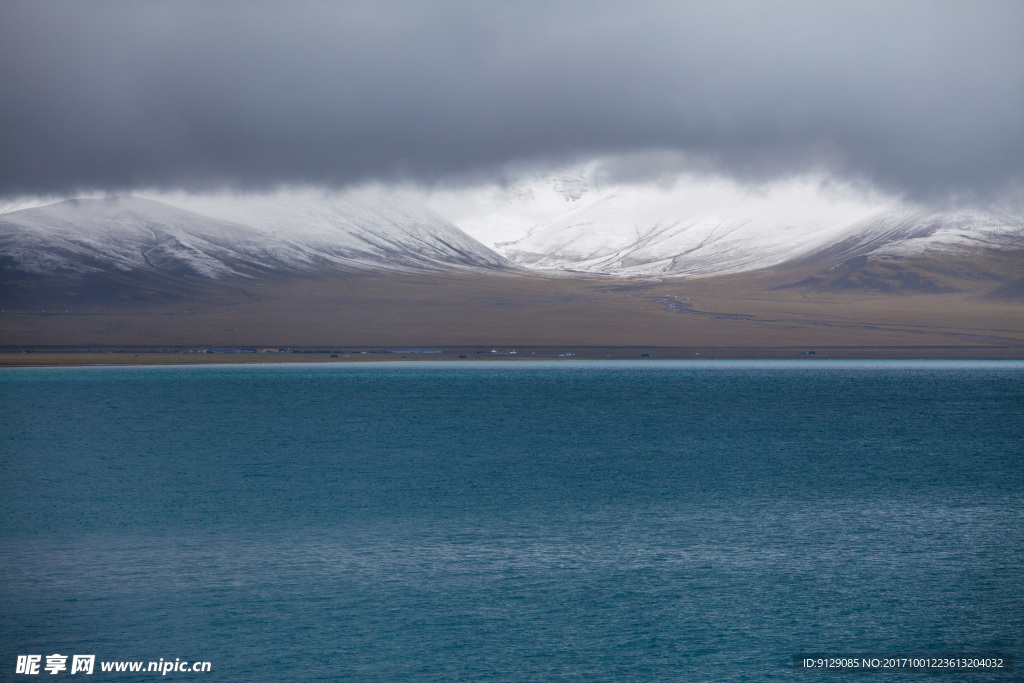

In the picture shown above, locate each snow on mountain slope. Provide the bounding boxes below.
[0,194,510,279]
[771,206,1024,294]
[421,172,597,248]
[152,188,510,272]
[814,208,1024,261]
[0,196,265,278]
[492,176,888,276]
[2,178,1020,285]
[503,200,842,276]
[438,170,1022,278]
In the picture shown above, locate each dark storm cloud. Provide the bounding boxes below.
[1,0,1022,200]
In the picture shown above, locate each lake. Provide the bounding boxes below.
[2,361,1021,680]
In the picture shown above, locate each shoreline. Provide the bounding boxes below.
[3,345,1024,367]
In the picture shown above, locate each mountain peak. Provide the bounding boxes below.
[0,194,511,281]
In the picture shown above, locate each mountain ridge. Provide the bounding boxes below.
[0,195,512,281]
[1,192,1022,304]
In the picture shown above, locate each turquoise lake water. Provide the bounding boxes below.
[2,361,1022,680]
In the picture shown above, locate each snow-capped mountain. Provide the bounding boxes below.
[796,207,1024,263]
[484,179,1023,278]
[438,171,891,276]
[1,181,1021,293]
[501,195,856,277]
[0,194,510,279]
[772,207,1024,295]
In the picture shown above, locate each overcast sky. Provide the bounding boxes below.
[2,1,1022,203]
